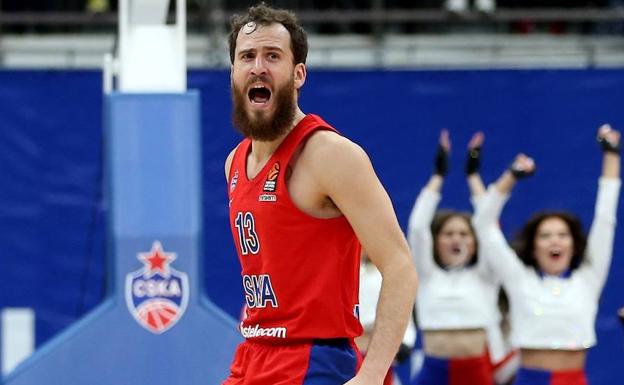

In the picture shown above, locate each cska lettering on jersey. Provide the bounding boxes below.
[243,274,279,309]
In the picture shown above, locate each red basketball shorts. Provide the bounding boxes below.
[222,338,362,385]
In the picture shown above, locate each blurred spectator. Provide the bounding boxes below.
[1,0,86,11]
[0,0,621,36]
[445,0,496,13]
[86,0,109,13]
[500,0,609,6]
[499,0,611,34]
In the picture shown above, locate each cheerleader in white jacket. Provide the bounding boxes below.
[409,131,515,385]
[472,125,621,385]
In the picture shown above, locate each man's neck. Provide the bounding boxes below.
[249,108,306,163]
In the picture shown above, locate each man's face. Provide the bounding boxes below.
[231,22,305,141]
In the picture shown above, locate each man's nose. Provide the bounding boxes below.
[250,57,268,76]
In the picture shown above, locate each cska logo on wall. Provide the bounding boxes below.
[125,241,189,334]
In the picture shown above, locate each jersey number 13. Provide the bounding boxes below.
[235,211,260,255]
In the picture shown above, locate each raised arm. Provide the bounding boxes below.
[408,182,441,276]
[305,132,417,385]
[583,124,621,290]
[408,130,449,275]
[473,154,536,284]
[466,132,486,199]
[492,153,535,195]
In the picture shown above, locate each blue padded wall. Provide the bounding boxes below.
[1,91,240,384]
[0,69,622,384]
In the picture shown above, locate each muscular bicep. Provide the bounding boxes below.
[312,136,410,273]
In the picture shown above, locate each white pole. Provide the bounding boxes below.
[177,0,187,90]
[103,53,115,94]
[1,308,35,376]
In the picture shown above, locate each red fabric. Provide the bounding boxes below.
[551,369,588,385]
[449,353,495,385]
[228,114,363,342]
[491,349,518,371]
[383,369,393,385]
[222,341,312,385]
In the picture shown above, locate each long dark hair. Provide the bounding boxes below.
[430,210,479,269]
[512,211,587,272]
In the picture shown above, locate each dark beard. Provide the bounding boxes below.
[232,75,296,141]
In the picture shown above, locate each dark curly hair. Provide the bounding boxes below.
[512,211,587,272]
[430,210,479,269]
[228,2,308,65]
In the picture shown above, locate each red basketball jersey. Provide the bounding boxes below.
[227,114,363,342]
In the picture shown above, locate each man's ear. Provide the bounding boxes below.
[294,63,306,90]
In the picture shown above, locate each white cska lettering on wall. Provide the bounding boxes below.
[133,279,182,298]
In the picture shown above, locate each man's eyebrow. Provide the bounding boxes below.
[238,48,255,56]
[263,45,285,52]
[238,46,285,56]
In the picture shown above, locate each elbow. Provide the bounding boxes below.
[377,248,419,294]
[471,215,483,229]
[401,259,419,296]
[471,213,494,230]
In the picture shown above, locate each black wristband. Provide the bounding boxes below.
[395,343,411,364]
[597,135,621,154]
[434,145,449,176]
[465,146,481,175]
[509,163,535,179]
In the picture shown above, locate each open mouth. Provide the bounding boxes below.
[549,250,562,260]
[248,85,271,105]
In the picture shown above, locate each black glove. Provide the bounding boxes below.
[465,146,481,175]
[434,144,449,176]
[597,133,621,154]
[509,162,535,179]
[395,343,412,364]
[618,307,624,327]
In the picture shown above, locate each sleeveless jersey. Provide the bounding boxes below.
[227,114,363,343]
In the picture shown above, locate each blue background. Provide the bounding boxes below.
[0,69,622,383]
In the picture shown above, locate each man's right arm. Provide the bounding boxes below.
[224,148,236,181]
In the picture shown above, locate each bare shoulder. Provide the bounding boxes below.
[297,129,375,196]
[224,148,237,181]
[302,130,370,169]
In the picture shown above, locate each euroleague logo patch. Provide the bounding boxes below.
[263,162,280,192]
[125,241,189,334]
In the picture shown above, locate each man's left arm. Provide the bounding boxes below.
[309,133,418,384]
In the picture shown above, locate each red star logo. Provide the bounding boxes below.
[138,241,176,277]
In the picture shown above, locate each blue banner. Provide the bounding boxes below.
[0,69,623,384]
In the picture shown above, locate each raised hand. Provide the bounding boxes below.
[434,129,451,176]
[509,153,536,179]
[597,124,621,154]
[466,131,484,175]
